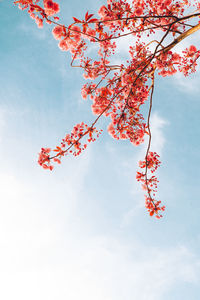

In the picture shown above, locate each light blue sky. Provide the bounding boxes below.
[0,1,200,299]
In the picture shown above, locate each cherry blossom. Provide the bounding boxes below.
[14,0,200,218]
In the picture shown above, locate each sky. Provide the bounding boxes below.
[0,1,200,299]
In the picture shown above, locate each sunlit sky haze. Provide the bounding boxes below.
[0,0,200,299]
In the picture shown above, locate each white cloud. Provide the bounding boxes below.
[0,89,199,300]
[170,70,200,94]
[135,112,167,159]
[0,169,199,300]
[18,21,48,41]
[150,112,167,154]
[0,108,5,143]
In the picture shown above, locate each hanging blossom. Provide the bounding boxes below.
[137,152,165,219]
[14,0,60,28]
[38,122,102,170]
[14,0,200,218]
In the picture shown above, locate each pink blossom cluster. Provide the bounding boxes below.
[137,152,165,218]
[96,0,188,35]
[15,0,200,218]
[43,0,59,17]
[82,59,109,80]
[179,45,200,76]
[52,25,84,54]
[156,51,181,77]
[81,83,96,100]
[38,147,53,170]
[139,151,161,173]
[107,114,146,146]
[14,0,38,10]
[14,0,60,28]
[38,122,102,170]
[145,196,165,218]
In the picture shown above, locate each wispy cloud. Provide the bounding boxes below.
[150,112,168,154]
[170,70,200,94]
[1,106,199,300]
[18,21,48,41]
[0,108,5,143]
[0,188,199,300]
